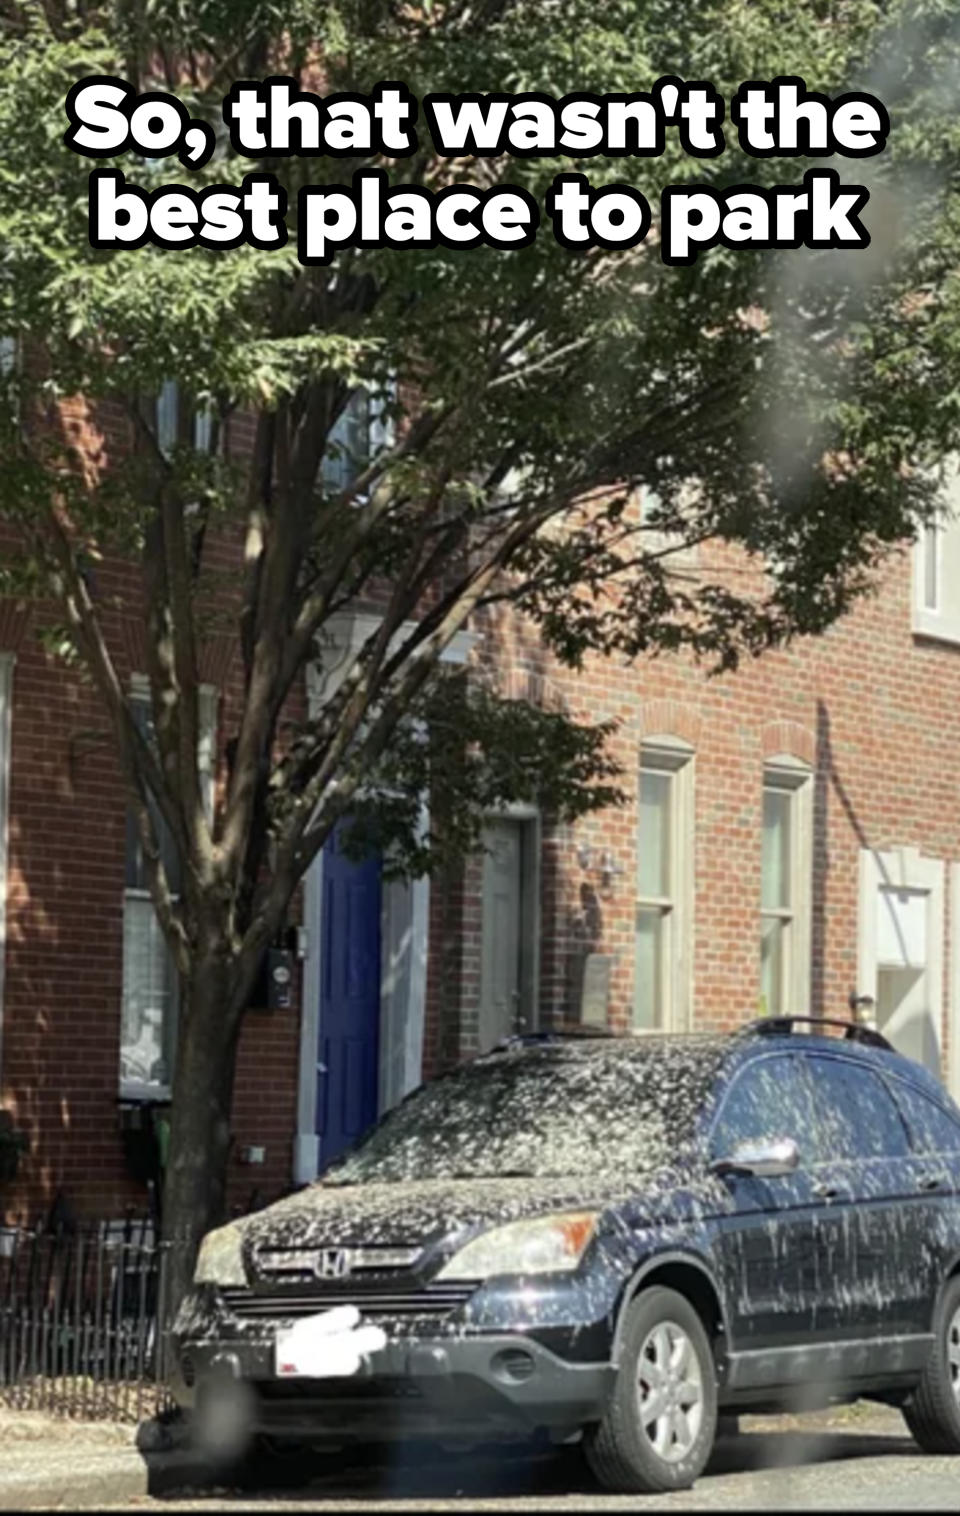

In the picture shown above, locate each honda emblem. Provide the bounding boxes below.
[315,1247,350,1279]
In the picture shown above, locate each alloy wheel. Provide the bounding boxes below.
[949,1304,960,1407]
[635,1319,704,1463]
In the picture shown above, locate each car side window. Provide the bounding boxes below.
[888,1081,960,1156]
[710,1054,814,1160]
[804,1056,910,1161]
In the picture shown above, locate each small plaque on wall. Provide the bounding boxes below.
[580,954,614,1025]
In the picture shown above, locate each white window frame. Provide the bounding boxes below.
[858,845,945,1082]
[634,736,694,1033]
[913,459,960,645]
[155,379,214,458]
[760,756,813,1018]
[637,483,700,567]
[1,337,20,431]
[119,679,217,1101]
[478,801,542,1049]
[321,382,394,503]
[920,521,940,613]
[0,654,12,1078]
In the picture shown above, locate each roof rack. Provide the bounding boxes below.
[740,1015,893,1052]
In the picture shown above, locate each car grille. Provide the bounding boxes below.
[251,1244,424,1286]
[219,1282,476,1322]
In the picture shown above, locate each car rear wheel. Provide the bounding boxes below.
[584,1285,717,1493]
[903,1276,960,1454]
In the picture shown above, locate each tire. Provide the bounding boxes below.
[583,1285,718,1494]
[902,1275,960,1454]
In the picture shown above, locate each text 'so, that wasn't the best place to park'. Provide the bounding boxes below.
[64,74,891,267]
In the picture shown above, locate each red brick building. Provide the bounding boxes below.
[2,433,960,1227]
[428,506,960,1103]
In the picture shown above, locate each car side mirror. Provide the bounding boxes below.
[710,1136,800,1179]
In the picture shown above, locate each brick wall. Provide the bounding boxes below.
[0,393,304,1225]
[425,543,960,1085]
[0,607,304,1224]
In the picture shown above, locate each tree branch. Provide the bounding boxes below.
[41,502,189,974]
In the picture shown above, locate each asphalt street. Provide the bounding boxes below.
[104,1408,960,1510]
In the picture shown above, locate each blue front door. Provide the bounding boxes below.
[317,822,382,1169]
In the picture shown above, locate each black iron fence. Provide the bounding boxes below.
[0,1218,179,1422]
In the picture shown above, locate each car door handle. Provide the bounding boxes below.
[813,1182,849,1201]
[918,1174,947,1193]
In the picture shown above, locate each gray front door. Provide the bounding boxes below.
[479,818,536,1051]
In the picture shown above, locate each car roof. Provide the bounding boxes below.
[483,1023,957,1111]
[739,1028,953,1102]
[477,1029,732,1067]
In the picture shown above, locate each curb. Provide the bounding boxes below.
[0,1406,909,1508]
[0,1449,213,1510]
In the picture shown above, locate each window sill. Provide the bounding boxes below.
[119,1082,171,1104]
[912,610,960,648]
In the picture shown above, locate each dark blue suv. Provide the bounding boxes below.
[173,1018,960,1493]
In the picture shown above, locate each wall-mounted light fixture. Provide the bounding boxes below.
[576,839,624,892]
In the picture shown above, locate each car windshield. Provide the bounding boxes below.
[322,1037,726,1185]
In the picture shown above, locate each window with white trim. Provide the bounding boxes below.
[1,337,19,430]
[637,483,700,566]
[914,459,960,644]
[120,684,216,1098]
[153,379,213,457]
[634,739,694,1031]
[760,758,813,1017]
[321,387,391,496]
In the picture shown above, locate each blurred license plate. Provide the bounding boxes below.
[275,1309,372,1378]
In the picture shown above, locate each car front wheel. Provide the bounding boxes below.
[584,1285,717,1494]
[903,1275,960,1454]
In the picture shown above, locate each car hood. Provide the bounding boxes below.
[233,1163,720,1263]
[240,1174,641,1256]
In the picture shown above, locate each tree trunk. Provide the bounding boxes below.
[161,952,242,1319]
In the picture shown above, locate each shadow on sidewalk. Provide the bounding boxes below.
[704,1426,917,1477]
[143,1422,921,1502]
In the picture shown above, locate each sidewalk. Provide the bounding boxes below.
[0,1402,908,1510]
[0,1408,207,1510]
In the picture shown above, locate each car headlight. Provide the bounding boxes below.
[193,1224,246,1287]
[436,1211,598,1281]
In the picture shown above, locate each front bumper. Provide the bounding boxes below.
[172,1327,614,1442]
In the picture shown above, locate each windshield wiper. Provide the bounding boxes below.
[320,1166,541,1185]
[442,1168,538,1180]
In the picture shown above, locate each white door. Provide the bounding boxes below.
[479,818,537,1051]
[858,849,944,1081]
